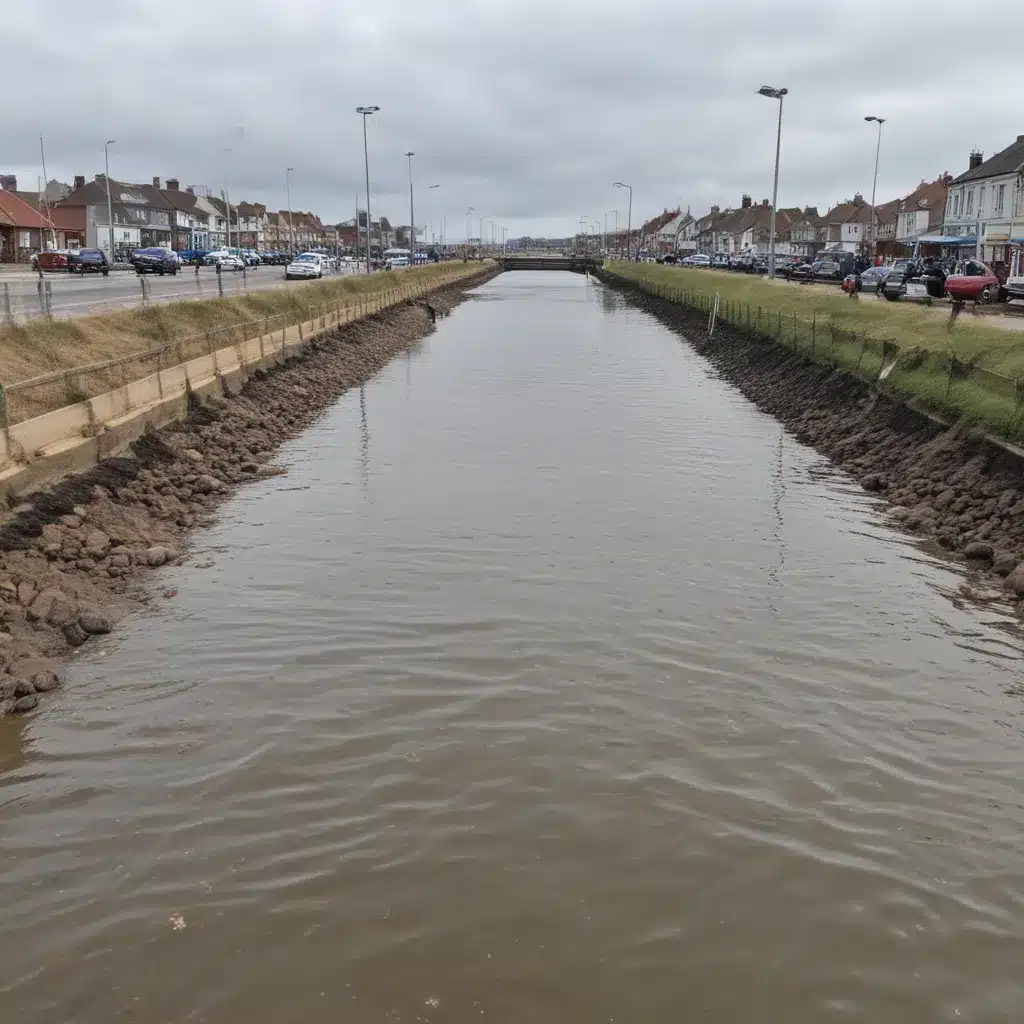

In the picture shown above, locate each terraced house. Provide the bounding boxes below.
[56,174,173,258]
[943,136,1024,265]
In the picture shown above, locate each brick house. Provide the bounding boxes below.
[0,189,54,263]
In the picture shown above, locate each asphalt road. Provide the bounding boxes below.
[1,264,366,321]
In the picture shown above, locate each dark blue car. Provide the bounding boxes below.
[131,247,179,275]
[66,248,109,276]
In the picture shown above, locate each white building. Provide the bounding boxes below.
[943,136,1024,264]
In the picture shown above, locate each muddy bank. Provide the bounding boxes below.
[0,271,496,716]
[603,274,1024,604]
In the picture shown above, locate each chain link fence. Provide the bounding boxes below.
[0,261,368,326]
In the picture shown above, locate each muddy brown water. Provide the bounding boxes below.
[4,271,1024,1022]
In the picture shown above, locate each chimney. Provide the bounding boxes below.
[804,206,818,217]
[185,185,194,195]
[151,175,161,189]
[854,192,864,202]
[741,193,752,209]
[761,198,770,208]
[0,174,16,191]
[166,177,179,191]
[74,174,86,190]
[710,205,720,215]
[969,150,983,170]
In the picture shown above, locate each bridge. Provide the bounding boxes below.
[498,254,602,272]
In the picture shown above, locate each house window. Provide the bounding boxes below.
[996,184,1006,214]
[979,186,986,214]
[966,190,974,215]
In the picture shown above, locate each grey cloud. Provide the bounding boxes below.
[4,0,1023,239]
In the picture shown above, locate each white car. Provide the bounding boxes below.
[682,254,711,267]
[285,253,325,280]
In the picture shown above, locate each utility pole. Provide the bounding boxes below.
[104,139,116,262]
[286,167,295,254]
[864,116,886,258]
[405,151,415,258]
[356,105,380,274]
[39,135,54,250]
[614,182,632,259]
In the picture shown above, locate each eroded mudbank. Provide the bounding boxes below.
[615,280,1024,606]
[0,273,493,716]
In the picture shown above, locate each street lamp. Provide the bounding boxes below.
[865,116,886,257]
[285,167,295,254]
[466,206,474,249]
[103,139,116,262]
[614,182,633,259]
[356,105,380,274]
[426,184,440,247]
[405,151,415,258]
[758,84,788,278]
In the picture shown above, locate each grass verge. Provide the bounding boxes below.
[604,260,1024,443]
[1,262,482,423]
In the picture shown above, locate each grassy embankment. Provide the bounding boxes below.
[1,262,479,423]
[605,260,1024,442]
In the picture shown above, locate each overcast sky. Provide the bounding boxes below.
[6,0,1024,240]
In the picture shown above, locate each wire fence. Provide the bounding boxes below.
[0,261,368,326]
[0,265,477,430]
[598,266,1024,426]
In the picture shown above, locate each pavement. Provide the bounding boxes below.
[1,264,366,321]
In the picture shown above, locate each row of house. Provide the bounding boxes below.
[646,132,1024,272]
[0,172,399,263]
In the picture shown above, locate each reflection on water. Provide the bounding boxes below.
[3,271,1024,1022]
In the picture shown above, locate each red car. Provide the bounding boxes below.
[29,249,72,271]
[944,259,1003,304]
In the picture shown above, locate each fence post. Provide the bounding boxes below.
[36,277,46,318]
[44,279,53,320]
[2,283,12,327]
[777,311,782,340]
[0,381,9,439]
[216,263,224,298]
[792,313,798,350]
[811,313,816,357]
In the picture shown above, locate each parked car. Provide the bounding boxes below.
[285,252,326,279]
[131,247,179,275]
[880,259,942,302]
[66,248,110,275]
[178,249,211,265]
[711,254,731,269]
[841,265,891,294]
[682,254,711,267]
[31,249,72,271]
[945,259,1003,304]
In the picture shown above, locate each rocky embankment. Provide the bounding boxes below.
[618,281,1024,603]
[0,276,490,717]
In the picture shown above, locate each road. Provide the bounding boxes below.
[1,264,366,321]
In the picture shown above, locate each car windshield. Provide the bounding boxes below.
[294,254,318,262]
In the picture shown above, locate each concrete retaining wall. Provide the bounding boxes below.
[0,268,479,500]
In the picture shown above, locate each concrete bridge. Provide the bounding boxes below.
[498,254,602,272]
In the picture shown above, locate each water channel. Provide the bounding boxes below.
[3,271,1024,1021]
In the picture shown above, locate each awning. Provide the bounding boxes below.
[915,234,975,245]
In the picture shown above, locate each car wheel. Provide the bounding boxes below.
[884,291,900,302]
[171,266,178,275]
[102,269,109,277]
[978,286,993,304]
[158,268,165,275]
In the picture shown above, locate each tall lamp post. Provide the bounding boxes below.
[104,139,116,262]
[285,167,295,254]
[356,105,380,274]
[614,181,632,259]
[865,116,886,259]
[405,151,415,257]
[466,206,474,250]
[757,84,788,279]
